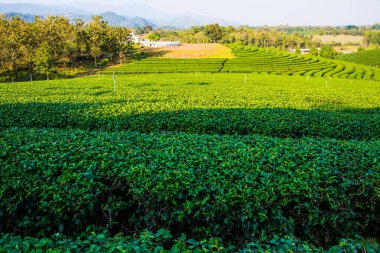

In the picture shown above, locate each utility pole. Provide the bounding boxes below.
[113,72,116,92]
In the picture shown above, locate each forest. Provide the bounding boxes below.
[0,15,132,80]
[1,14,380,81]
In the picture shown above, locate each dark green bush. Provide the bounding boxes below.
[1,231,379,253]
[1,106,379,140]
[1,128,379,246]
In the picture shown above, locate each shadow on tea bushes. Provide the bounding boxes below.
[0,103,379,140]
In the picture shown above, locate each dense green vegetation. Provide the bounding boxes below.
[341,48,380,67]
[0,15,132,82]
[225,46,380,80]
[103,59,227,74]
[102,45,380,81]
[1,57,379,251]
[1,74,379,139]
[261,24,379,36]
[136,24,317,48]
[2,231,379,253]
[2,13,379,83]
[1,128,379,251]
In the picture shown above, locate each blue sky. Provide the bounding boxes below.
[2,0,380,25]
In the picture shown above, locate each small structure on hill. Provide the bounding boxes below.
[131,31,180,47]
[340,49,354,54]
[140,41,181,47]
[289,48,311,54]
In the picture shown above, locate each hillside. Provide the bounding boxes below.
[341,48,380,67]
[99,12,154,28]
[3,12,41,22]
[1,73,379,251]
[104,45,380,81]
[0,3,239,28]
[224,45,380,80]
[0,10,155,28]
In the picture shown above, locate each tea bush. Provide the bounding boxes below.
[1,128,379,245]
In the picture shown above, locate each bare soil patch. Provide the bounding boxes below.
[142,43,234,59]
[313,35,364,45]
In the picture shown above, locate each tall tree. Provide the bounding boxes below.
[3,17,28,77]
[74,19,88,56]
[87,16,109,67]
[319,46,337,59]
[34,41,56,80]
[204,24,223,43]
[309,46,319,56]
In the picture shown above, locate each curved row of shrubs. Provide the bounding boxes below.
[1,104,379,140]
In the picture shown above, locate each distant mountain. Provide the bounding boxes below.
[0,2,241,28]
[1,10,155,28]
[0,3,86,15]
[69,2,166,20]
[4,12,41,22]
[99,12,155,28]
[156,14,241,28]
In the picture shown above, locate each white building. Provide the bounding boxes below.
[289,48,311,54]
[140,41,181,47]
[131,31,180,47]
[131,32,140,44]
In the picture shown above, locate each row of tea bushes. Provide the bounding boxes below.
[1,128,379,245]
[1,231,379,252]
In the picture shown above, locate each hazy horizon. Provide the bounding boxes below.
[1,0,380,26]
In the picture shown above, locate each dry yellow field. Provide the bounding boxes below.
[148,43,234,59]
[313,35,364,45]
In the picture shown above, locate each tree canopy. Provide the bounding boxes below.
[0,16,132,79]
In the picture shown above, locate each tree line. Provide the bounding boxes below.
[140,24,380,48]
[0,15,132,80]
[2,15,379,82]
[363,31,380,46]
[143,24,319,50]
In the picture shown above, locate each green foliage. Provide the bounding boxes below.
[222,45,380,80]
[33,41,57,79]
[103,58,227,74]
[309,46,319,56]
[147,32,161,41]
[0,15,132,80]
[87,16,110,67]
[319,46,337,59]
[341,48,380,67]
[0,42,379,251]
[177,24,314,48]
[364,31,380,46]
[101,45,380,80]
[0,128,379,244]
[1,232,379,252]
[0,74,379,139]
[204,24,224,43]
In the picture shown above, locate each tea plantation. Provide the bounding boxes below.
[1,70,380,250]
[341,48,380,67]
[102,45,380,81]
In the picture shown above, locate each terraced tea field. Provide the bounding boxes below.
[103,58,227,74]
[1,73,379,139]
[225,45,380,80]
[103,45,380,81]
[341,48,380,67]
[1,64,379,250]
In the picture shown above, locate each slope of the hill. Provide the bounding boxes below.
[224,45,380,80]
[103,45,380,80]
[341,48,380,67]
[1,66,379,251]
